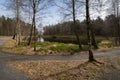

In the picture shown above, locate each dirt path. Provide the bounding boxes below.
[0,37,29,80]
[0,48,120,61]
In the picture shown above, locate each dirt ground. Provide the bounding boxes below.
[6,56,120,80]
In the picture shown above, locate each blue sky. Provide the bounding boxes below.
[0,0,60,26]
[0,0,108,27]
[0,0,13,17]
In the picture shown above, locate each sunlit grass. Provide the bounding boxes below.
[98,40,113,48]
[30,41,80,52]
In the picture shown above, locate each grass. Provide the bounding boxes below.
[98,40,113,48]
[33,42,80,55]
[30,41,80,52]
[2,39,80,55]
[1,37,118,55]
[2,39,34,55]
[48,43,79,51]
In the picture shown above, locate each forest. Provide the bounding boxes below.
[0,0,119,60]
[0,16,32,36]
[44,15,120,37]
[0,0,119,80]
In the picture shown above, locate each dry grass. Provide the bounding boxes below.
[93,47,120,52]
[6,56,120,80]
[1,39,35,55]
[3,39,16,48]
[1,39,17,54]
[6,59,104,80]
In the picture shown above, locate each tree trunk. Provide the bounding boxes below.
[116,24,119,46]
[91,28,98,49]
[28,21,33,46]
[12,33,16,39]
[16,0,21,45]
[28,3,33,46]
[17,20,21,45]
[75,32,82,49]
[86,0,95,61]
[113,0,120,46]
[118,19,120,45]
[117,5,120,45]
[33,1,36,51]
[12,27,16,39]
[72,0,82,50]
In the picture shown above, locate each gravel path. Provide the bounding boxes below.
[0,48,120,61]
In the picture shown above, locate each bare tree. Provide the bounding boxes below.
[28,0,39,51]
[86,0,95,61]
[16,0,22,45]
[26,0,51,51]
[6,0,23,45]
[20,0,33,45]
[55,0,82,50]
[111,0,120,45]
[55,0,99,49]
[28,1,34,46]
[106,0,120,45]
[72,0,82,50]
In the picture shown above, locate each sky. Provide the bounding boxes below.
[0,0,109,27]
[0,0,14,18]
[0,0,61,27]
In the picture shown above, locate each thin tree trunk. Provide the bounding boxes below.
[28,3,33,46]
[113,1,118,46]
[33,1,36,51]
[28,21,33,45]
[86,0,95,61]
[75,32,82,49]
[91,28,98,49]
[114,17,117,46]
[12,33,16,39]
[12,27,16,39]
[72,0,82,50]
[117,19,120,46]
[118,19,120,45]
[17,20,21,45]
[117,4,120,45]
[16,0,21,45]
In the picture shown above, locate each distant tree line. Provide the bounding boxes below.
[0,16,32,36]
[43,14,120,38]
